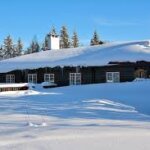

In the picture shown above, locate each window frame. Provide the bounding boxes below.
[28,74,37,83]
[6,74,15,83]
[69,73,81,85]
[44,73,55,83]
[106,72,120,83]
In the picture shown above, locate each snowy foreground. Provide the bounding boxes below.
[0,80,150,150]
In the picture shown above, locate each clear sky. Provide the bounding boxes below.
[0,0,150,48]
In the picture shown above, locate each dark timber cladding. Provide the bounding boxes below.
[0,61,150,85]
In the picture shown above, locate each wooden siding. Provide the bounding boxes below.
[0,61,150,86]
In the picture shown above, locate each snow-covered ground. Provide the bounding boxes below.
[0,80,150,150]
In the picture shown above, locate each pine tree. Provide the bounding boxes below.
[31,41,36,53]
[90,31,104,46]
[3,35,15,58]
[16,38,23,56]
[72,31,79,48]
[29,36,40,53]
[90,31,99,46]
[29,41,40,53]
[60,26,70,49]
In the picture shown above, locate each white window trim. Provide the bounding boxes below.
[44,74,55,83]
[69,73,81,85]
[106,72,120,83]
[6,74,15,83]
[28,74,37,83]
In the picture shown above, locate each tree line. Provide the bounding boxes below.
[0,36,23,60]
[0,26,104,60]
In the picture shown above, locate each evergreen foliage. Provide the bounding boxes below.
[16,38,23,56]
[90,31,104,46]
[60,26,70,49]
[3,35,16,58]
[72,31,79,48]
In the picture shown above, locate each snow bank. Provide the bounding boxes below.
[0,40,150,72]
[0,81,150,149]
[41,82,57,87]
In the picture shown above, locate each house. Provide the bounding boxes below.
[0,40,150,87]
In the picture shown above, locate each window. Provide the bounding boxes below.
[28,74,37,83]
[6,74,15,83]
[44,74,54,83]
[106,72,120,83]
[70,73,81,85]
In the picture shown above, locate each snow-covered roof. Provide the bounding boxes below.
[0,40,150,73]
[0,83,29,88]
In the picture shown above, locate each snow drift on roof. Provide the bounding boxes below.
[0,40,150,73]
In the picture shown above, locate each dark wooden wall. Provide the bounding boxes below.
[0,61,150,86]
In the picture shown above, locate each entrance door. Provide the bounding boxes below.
[135,69,147,78]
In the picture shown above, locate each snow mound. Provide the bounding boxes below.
[41,82,57,87]
[83,99,137,113]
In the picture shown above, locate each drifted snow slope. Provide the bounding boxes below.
[0,80,150,150]
[0,40,150,72]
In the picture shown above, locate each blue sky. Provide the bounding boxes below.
[0,0,150,48]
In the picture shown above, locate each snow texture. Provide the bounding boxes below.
[0,80,150,149]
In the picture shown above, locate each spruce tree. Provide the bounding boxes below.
[29,41,40,53]
[90,31,99,46]
[90,31,104,46]
[16,38,23,56]
[3,35,15,58]
[72,31,79,48]
[60,26,70,49]
[31,41,36,53]
[29,36,40,53]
